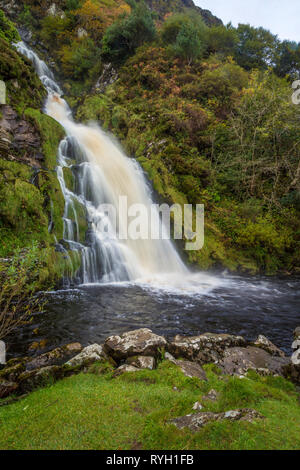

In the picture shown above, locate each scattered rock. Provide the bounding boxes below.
[0,360,27,382]
[173,360,207,381]
[95,63,118,93]
[127,356,155,370]
[18,365,65,393]
[220,346,290,377]
[65,344,106,367]
[165,352,176,362]
[104,328,167,362]
[47,3,65,19]
[1,328,297,400]
[192,402,203,411]
[202,389,219,401]
[168,333,246,365]
[26,343,82,371]
[77,27,88,39]
[253,335,285,358]
[0,380,18,398]
[170,409,264,431]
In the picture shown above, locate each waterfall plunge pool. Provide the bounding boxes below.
[7,274,300,358]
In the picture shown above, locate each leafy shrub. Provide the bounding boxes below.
[0,9,20,43]
[59,37,100,79]
[65,0,82,10]
[179,175,202,205]
[214,70,300,204]
[161,12,207,64]
[206,24,238,56]
[234,23,279,70]
[40,15,72,47]
[18,5,38,30]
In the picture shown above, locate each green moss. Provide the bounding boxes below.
[76,94,114,129]
[23,108,65,169]
[0,38,46,114]
[62,167,74,192]
[0,9,20,43]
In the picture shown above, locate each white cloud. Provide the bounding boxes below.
[195,0,300,42]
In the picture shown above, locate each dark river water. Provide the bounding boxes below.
[7,273,300,358]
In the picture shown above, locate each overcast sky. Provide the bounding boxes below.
[194,0,300,42]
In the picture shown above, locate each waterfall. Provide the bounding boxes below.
[15,41,193,286]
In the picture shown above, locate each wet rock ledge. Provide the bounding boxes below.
[1,328,299,403]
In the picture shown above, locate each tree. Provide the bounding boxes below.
[171,22,204,65]
[101,0,156,65]
[59,37,100,79]
[212,70,300,206]
[234,24,279,70]
[161,12,207,64]
[206,24,238,56]
[274,40,300,78]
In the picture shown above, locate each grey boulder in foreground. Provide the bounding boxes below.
[0,327,299,400]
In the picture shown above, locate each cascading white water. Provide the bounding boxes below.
[15,41,225,292]
[15,42,190,282]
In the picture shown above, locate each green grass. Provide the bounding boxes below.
[0,361,299,450]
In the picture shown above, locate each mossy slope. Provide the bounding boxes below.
[0,17,73,289]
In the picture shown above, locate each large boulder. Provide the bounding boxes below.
[220,346,290,376]
[202,389,220,402]
[18,365,65,393]
[104,329,167,362]
[26,343,82,371]
[65,344,107,368]
[0,358,28,382]
[252,335,285,358]
[164,352,207,380]
[170,409,264,431]
[168,333,246,365]
[126,356,156,370]
[174,360,207,381]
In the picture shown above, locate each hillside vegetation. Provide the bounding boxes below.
[1,0,300,276]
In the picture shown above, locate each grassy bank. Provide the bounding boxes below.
[0,361,299,450]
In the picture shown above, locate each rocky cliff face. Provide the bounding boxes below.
[145,0,222,25]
